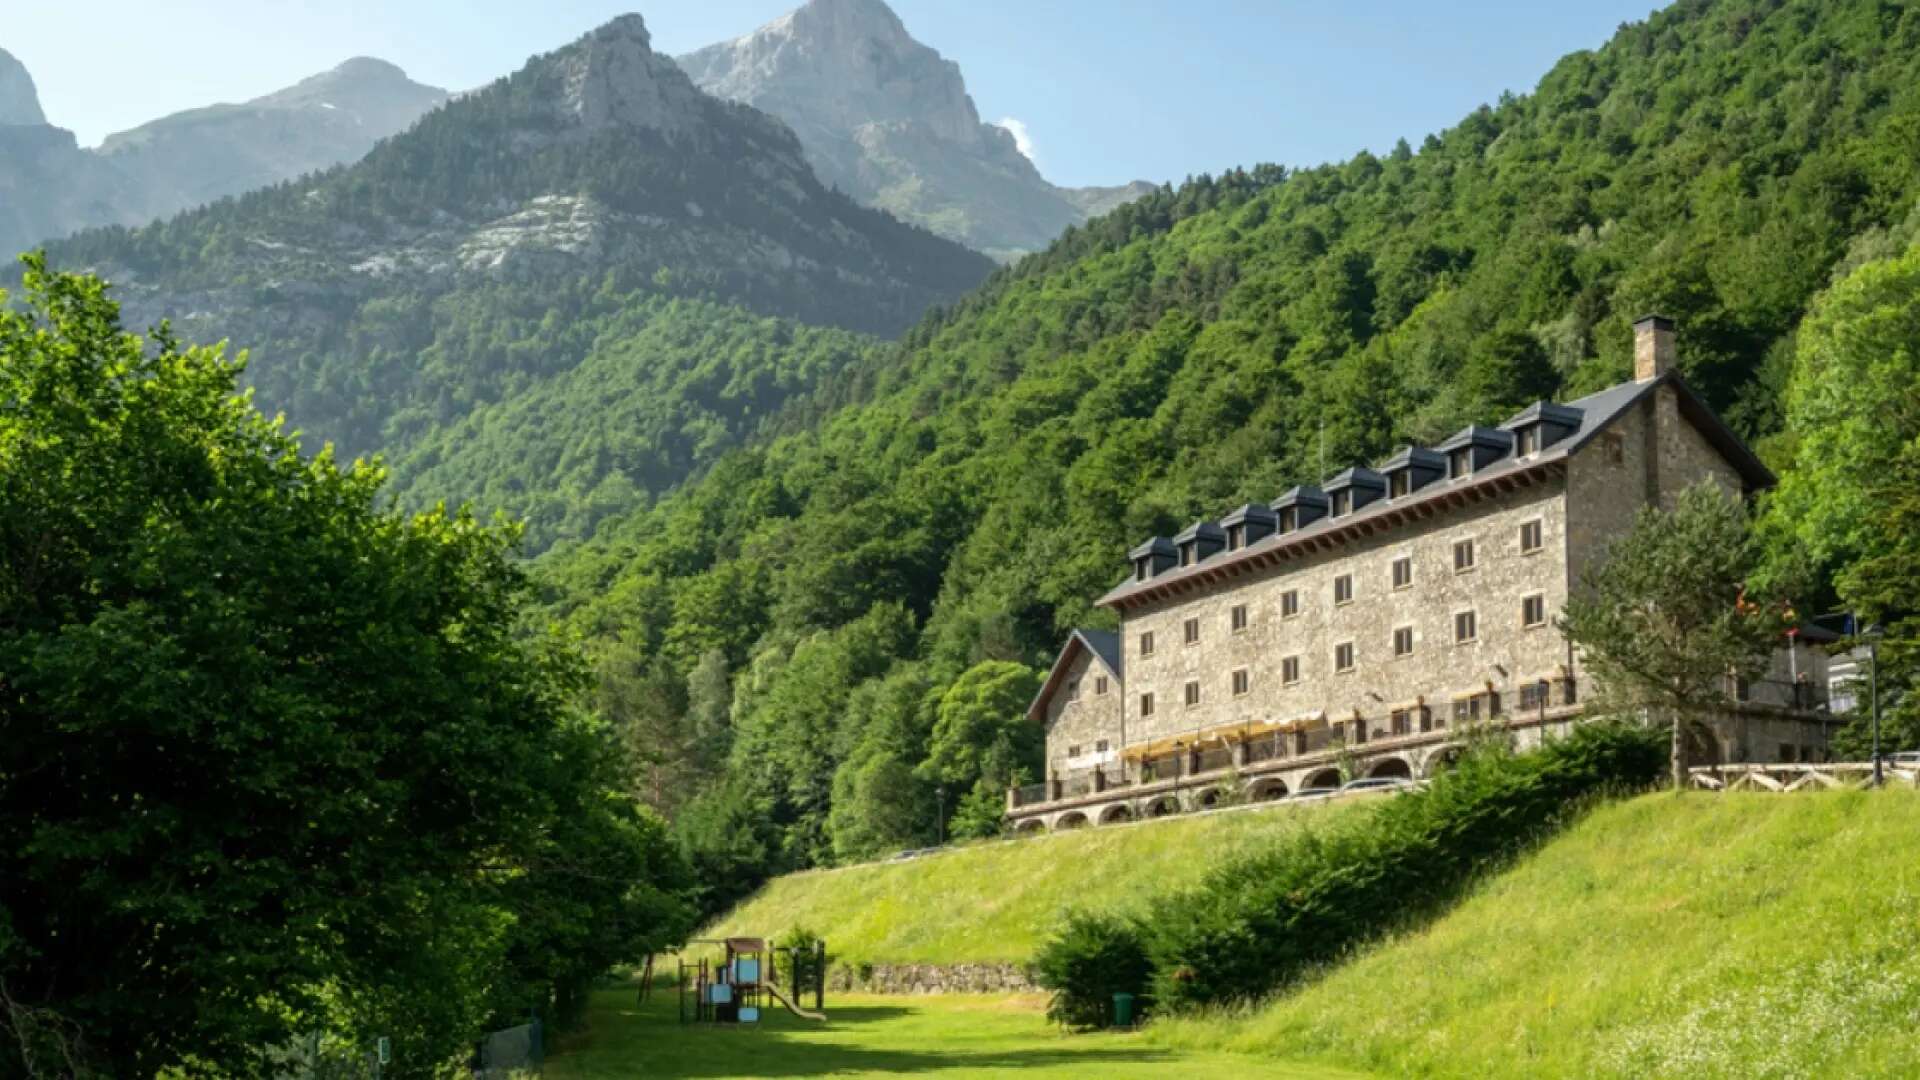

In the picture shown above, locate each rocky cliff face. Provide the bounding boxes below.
[0,51,446,258]
[0,47,46,126]
[679,0,1149,260]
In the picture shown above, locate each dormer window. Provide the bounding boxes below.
[1226,524,1245,551]
[1279,507,1296,531]
[1517,425,1541,456]
[1449,448,1472,478]
[1331,490,1352,517]
[1181,545,1196,567]
[1390,471,1411,498]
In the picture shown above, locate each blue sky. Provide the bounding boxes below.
[11,1,1658,188]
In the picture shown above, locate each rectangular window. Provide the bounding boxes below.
[1184,680,1201,707]
[1068,745,1082,758]
[1230,604,1248,633]
[1183,617,1201,645]
[1332,490,1352,517]
[1334,641,1355,673]
[1390,471,1411,498]
[1334,574,1354,605]
[1453,538,1476,573]
[1281,589,1300,618]
[1140,631,1155,656]
[1392,626,1414,658]
[1519,681,1549,710]
[1096,739,1110,753]
[1604,431,1626,465]
[1232,669,1250,696]
[1135,561,1149,582]
[1450,448,1472,478]
[1391,555,1413,590]
[1454,610,1478,644]
[1067,680,1080,701]
[1520,519,1544,554]
[1226,524,1245,551]
[1522,593,1547,628]
[1139,693,1155,717]
[1094,675,1109,696]
[1181,545,1196,567]
[1390,708,1411,735]
[1453,691,1501,724]
[1518,426,1540,456]
[1282,656,1301,685]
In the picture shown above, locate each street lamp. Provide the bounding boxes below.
[935,785,946,846]
[1866,623,1883,788]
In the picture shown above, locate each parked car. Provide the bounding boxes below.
[1338,776,1415,795]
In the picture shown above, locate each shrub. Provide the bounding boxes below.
[1031,909,1154,1029]
[1141,721,1663,1011]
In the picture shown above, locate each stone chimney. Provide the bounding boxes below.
[1634,314,1675,382]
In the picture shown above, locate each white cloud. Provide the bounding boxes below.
[994,117,1036,163]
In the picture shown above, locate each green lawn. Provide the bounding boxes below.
[704,801,1355,966]
[546,986,1362,1079]
[1145,790,1920,1078]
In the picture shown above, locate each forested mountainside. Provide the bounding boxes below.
[533,0,1920,907]
[43,14,992,474]
[679,0,1153,260]
[0,49,447,256]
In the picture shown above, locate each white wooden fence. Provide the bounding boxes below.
[1687,762,1920,792]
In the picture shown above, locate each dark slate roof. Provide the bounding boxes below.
[1501,400,1585,430]
[1272,485,1329,510]
[1323,466,1386,492]
[1379,446,1447,472]
[1098,373,1774,611]
[1220,502,1278,528]
[1129,536,1176,560]
[1173,520,1226,545]
[1027,628,1123,723]
[1434,425,1514,452]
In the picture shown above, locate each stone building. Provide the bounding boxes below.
[1009,317,1836,832]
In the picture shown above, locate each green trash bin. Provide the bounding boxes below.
[1112,992,1135,1028]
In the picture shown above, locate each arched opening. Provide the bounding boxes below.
[1145,797,1179,818]
[1055,811,1090,831]
[1014,818,1046,834]
[1301,768,1342,792]
[1249,778,1290,802]
[1098,804,1134,825]
[1424,747,1463,778]
[1197,787,1226,809]
[1366,757,1414,780]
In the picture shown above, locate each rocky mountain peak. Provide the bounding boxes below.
[679,0,987,150]
[0,46,48,127]
[550,13,707,134]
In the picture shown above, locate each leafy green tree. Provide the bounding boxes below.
[1561,483,1783,788]
[1766,246,1920,753]
[0,258,686,1076]
[920,661,1042,839]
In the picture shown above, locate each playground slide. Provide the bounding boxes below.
[764,983,827,1022]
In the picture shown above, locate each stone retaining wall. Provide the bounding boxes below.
[828,962,1033,994]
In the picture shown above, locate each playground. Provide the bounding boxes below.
[546,984,1357,1079]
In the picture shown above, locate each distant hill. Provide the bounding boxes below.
[679,0,1154,260]
[0,49,447,255]
[46,14,993,472]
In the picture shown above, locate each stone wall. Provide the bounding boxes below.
[1043,648,1123,779]
[828,962,1034,995]
[1117,475,1571,754]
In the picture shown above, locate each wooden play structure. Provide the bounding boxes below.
[678,936,829,1025]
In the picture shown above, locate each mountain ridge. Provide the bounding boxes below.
[678,0,1152,260]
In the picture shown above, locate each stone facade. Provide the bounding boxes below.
[1010,321,1838,831]
[829,962,1033,995]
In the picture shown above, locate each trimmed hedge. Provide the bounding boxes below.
[1034,721,1663,1021]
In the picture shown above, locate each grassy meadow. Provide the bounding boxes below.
[546,986,1360,1079]
[1146,790,1920,1078]
[702,800,1358,966]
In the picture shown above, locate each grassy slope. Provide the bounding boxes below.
[547,988,1361,1079]
[1147,790,1920,1078]
[702,802,1357,966]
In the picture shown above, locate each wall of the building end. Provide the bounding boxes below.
[1042,651,1123,780]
